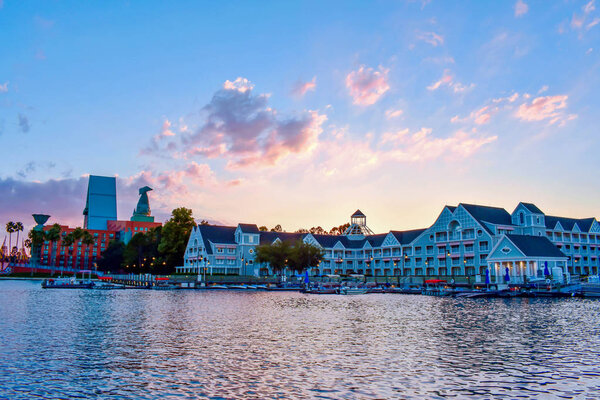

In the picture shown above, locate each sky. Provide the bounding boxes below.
[1,0,599,234]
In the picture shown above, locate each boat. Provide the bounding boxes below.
[340,287,368,295]
[201,284,228,290]
[152,284,178,290]
[42,277,94,289]
[421,279,453,296]
[228,284,249,290]
[305,287,338,294]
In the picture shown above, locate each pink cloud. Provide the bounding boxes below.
[168,78,328,169]
[427,70,474,93]
[385,108,403,119]
[223,77,254,93]
[291,77,316,97]
[416,31,444,46]
[345,65,390,106]
[0,82,8,93]
[514,0,528,17]
[427,70,453,91]
[515,95,576,125]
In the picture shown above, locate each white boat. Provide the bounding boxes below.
[227,285,248,290]
[340,287,368,295]
[203,284,228,290]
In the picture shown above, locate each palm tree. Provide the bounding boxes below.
[5,222,15,255]
[81,231,95,271]
[14,222,24,252]
[70,228,84,271]
[44,224,62,274]
[61,233,75,276]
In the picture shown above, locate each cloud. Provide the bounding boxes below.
[169,78,327,169]
[514,0,528,17]
[0,82,8,93]
[0,176,88,229]
[427,69,474,93]
[18,114,30,133]
[345,65,390,106]
[385,109,403,119]
[570,0,598,34]
[515,95,577,125]
[492,92,519,103]
[291,77,316,97]
[416,31,444,46]
[16,161,56,179]
[223,77,254,93]
[382,128,498,162]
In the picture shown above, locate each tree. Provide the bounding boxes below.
[5,222,15,254]
[309,226,326,235]
[14,222,24,251]
[61,232,76,275]
[258,226,268,232]
[199,220,210,225]
[44,223,62,269]
[97,240,125,273]
[270,224,282,232]
[81,231,95,270]
[295,228,309,233]
[289,240,324,274]
[158,207,195,272]
[329,223,350,235]
[68,228,85,270]
[254,240,292,276]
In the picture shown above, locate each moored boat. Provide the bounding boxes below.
[340,287,368,295]
[42,277,94,289]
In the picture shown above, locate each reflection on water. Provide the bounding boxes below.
[1,280,599,399]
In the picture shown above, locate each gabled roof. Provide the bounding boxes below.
[351,209,366,217]
[366,233,387,247]
[445,205,457,212]
[238,223,260,234]
[520,202,544,214]
[197,225,237,254]
[259,231,304,245]
[505,234,566,258]
[390,229,427,244]
[545,216,596,232]
[461,203,513,226]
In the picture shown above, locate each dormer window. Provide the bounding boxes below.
[519,212,524,225]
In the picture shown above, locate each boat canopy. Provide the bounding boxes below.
[424,279,447,284]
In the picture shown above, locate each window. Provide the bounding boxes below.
[519,213,524,225]
[479,241,489,251]
[465,244,474,252]
[217,247,224,253]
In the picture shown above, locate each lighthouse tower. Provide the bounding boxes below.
[344,209,375,239]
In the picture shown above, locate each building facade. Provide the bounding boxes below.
[179,203,600,283]
[32,176,161,271]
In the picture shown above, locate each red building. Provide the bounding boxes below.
[107,220,162,242]
[39,225,118,271]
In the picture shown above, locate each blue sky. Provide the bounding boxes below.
[1,0,599,233]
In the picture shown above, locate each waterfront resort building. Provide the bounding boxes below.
[179,203,600,284]
[31,176,161,272]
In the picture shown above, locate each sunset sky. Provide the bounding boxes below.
[1,0,599,233]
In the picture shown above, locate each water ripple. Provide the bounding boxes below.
[1,281,600,399]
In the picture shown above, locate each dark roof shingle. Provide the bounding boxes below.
[506,234,566,258]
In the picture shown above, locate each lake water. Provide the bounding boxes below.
[1,280,599,399]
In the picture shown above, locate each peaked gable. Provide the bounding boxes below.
[488,236,526,260]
